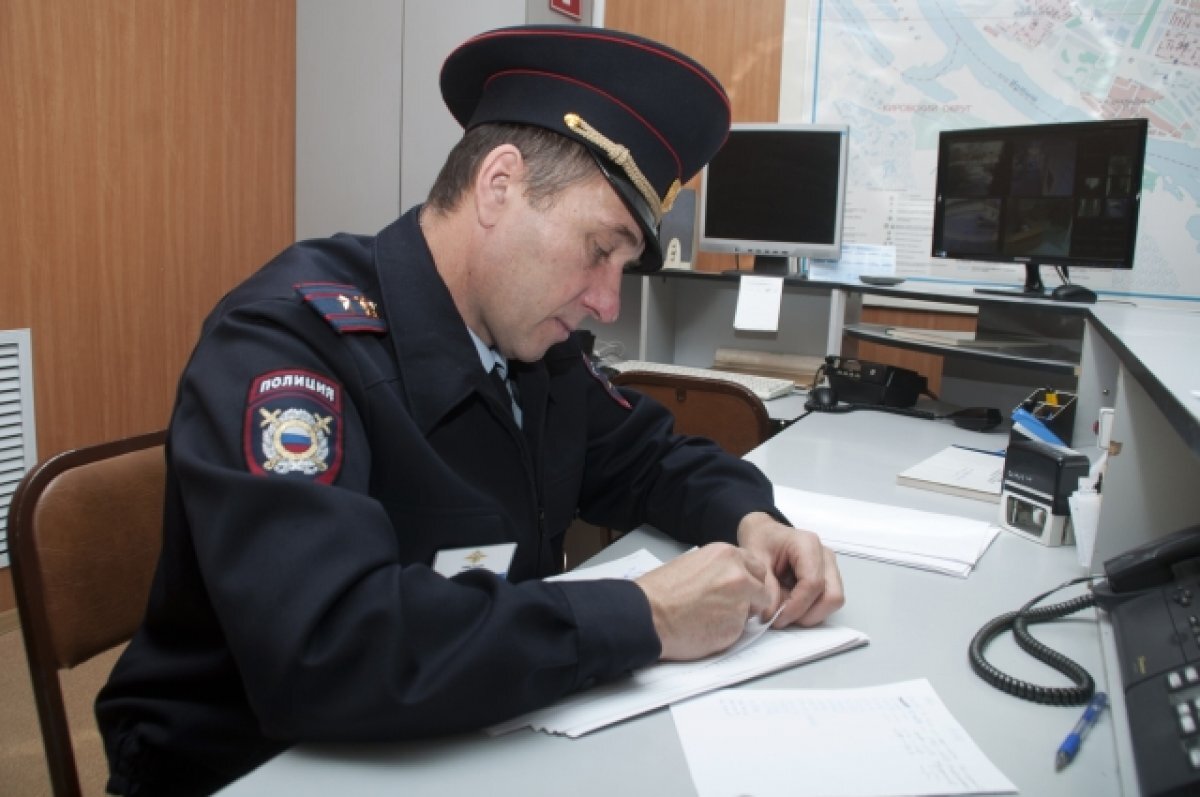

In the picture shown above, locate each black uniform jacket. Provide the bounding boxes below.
[96,207,782,796]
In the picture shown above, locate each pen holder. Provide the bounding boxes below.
[1010,387,1077,447]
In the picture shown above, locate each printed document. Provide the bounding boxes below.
[733,275,784,331]
[671,679,1016,797]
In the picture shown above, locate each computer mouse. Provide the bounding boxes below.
[1050,283,1097,303]
[807,385,838,410]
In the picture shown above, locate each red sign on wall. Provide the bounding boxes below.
[549,0,582,21]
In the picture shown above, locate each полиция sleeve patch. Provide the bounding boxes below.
[245,369,344,484]
[294,282,387,334]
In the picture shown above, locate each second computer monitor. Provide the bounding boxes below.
[699,123,849,274]
[930,117,1148,299]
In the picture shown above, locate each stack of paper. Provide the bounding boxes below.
[671,679,1016,797]
[773,485,999,577]
[488,550,869,738]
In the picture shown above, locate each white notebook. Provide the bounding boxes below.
[896,444,1005,503]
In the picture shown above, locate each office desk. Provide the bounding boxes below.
[218,410,1121,797]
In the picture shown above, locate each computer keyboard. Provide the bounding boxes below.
[608,360,796,400]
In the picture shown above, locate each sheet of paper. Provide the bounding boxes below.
[489,624,868,738]
[733,275,784,331]
[491,548,869,738]
[772,485,1000,577]
[547,548,664,583]
[807,243,897,280]
[671,679,1017,797]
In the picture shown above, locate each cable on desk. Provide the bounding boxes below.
[968,576,1097,706]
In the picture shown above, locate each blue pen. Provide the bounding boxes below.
[1055,692,1107,771]
[951,444,1006,457]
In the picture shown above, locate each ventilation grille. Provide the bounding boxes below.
[0,330,38,569]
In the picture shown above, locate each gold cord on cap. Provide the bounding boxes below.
[564,113,679,221]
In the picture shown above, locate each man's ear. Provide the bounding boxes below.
[473,144,524,227]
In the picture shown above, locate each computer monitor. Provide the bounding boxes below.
[930,118,1148,303]
[699,123,849,275]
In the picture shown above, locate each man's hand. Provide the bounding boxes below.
[737,512,844,629]
[634,543,776,661]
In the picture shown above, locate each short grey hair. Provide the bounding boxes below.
[426,123,598,212]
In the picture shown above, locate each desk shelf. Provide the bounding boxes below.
[843,321,1079,376]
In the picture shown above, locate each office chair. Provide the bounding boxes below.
[8,429,167,797]
[611,371,774,458]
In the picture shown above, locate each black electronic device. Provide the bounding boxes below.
[803,356,1001,431]
[700,123,849,275]
[1096,526,1200,797]
[930,117,1148,302]
[1051,283,1098,303]
[807,385,838,410]
[969,525,1200,797]
[823,355,926,408]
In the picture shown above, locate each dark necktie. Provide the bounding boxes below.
[489,363,519,420]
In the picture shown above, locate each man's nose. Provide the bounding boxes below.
[583,263,623,324]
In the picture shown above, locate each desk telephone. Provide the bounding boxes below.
[1098,525,1200,797]
[971,525,1200,796]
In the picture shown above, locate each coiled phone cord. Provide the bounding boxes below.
[968,576,1097,706]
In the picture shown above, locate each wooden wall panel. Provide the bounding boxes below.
[0,0,294,454]
[604,0,785,273]
[0,0,295,612]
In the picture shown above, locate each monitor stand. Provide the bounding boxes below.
[974,262,1046,298]
[722,255,802,277]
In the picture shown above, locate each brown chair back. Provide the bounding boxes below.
[8,429,167,797]
[611,371,773,458]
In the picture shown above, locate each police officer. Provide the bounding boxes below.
[97,25,844,796]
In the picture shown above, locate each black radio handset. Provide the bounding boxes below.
[803,384,1001,430]
[804,385,845,412]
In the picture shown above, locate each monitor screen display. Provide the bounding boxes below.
[931,118,1148,280]
[699,124,849,265]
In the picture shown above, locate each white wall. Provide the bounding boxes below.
[298,1,599,239]
[295,0,405,240]
[397,0,527,212]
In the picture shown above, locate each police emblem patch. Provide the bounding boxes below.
[245,369,344,484]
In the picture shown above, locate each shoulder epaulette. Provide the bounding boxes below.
[294,282,387,334]
[581,352,631,410]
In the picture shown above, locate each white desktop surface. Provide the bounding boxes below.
[1088,301,1200,440]
[217,410,1124,797]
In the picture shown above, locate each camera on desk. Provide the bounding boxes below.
[999,437,1090,546]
